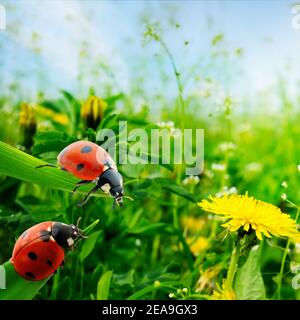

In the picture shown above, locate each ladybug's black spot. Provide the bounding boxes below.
[25,272,35,279]
[76,163,84,171]
[46,260,52,267]
[81,146,92,154]
[21,231,28,239]
[28,252,37,261]
[40,230,50,242]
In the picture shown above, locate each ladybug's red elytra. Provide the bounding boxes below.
[11,221,84,281]
[36,141,124,206]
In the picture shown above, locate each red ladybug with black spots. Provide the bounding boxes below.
[36,141,124,206]
[11,221,84,281]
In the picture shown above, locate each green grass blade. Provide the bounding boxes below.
[82,219,100,235]
[97,270,113,300]
[0,261,49,300]
[0,141,107,197]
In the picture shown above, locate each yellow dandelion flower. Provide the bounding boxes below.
[198,194,300,241]
[212,281,236,300]
[187,236,209,256]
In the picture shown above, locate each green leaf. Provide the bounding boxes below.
[126,281,180,300]
[98,113,118,130]
[79,230,102,261]
[60,90,81,125]
[105,93,124,106]
[32,131,77,156]
[97,270,113,300]
[121,163,145,178]
[234,245,266,300]
[114,270,135,287]
[28,205,63,222]
[39,100,65,113]
[127,218,171,235]
[0,261,49,300]
[155,177,196,203]
[126,284,154,300]
[0,141,108,198]
[53,276,72,300]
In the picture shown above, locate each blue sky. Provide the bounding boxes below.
[1,0,300,108]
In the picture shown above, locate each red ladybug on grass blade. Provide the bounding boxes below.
[36,141,124,207]
[11,221,85,281]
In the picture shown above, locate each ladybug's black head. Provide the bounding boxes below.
[98,168,124,207]
[52,222,82,250]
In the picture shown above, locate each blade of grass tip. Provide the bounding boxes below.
[82,219,100,235]
[124,195,134,201]
[0,261,49,300]
[0,141,108,198]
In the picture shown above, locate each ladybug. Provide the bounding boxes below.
[11,221,84,281]
[36,141,124,206]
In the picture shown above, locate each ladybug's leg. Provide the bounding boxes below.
[78,185,99,207]
[72,180,91,193]
[35,163,58,169]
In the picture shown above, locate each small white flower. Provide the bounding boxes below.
[182,175,200,186]
[170,128,182,137]
[169,293,175,298]
[156,121,166,127]
[166,121,174,128]
[217,142,237,153]
[281,181,288,189]
[211,163,226,172]
[281,193,288,201]
[182,288,188,294]
[216,186,238,198]
[297,165,300,172]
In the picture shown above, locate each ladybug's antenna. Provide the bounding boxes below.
[76,217,82,227]
[76,217,88,239]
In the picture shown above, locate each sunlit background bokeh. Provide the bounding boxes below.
[1,0,300,113]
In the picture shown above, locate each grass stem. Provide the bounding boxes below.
[277,206,300,299]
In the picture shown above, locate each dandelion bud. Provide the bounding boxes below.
[81,95,107,130]
[19,102,37,152]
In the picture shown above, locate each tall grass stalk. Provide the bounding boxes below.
[146,26,186,229]
[277,205,300,299]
